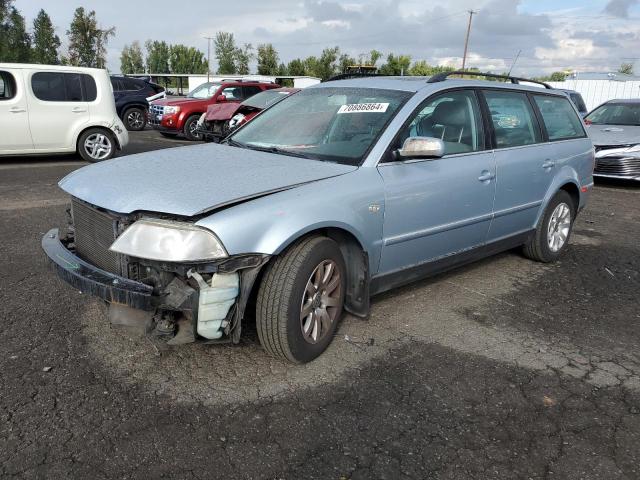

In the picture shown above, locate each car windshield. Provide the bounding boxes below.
[229,87,411,165]
[242,90,295,109]
[586,103,640,126]
[188,82,221,99]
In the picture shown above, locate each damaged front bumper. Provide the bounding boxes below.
[42,228,269,343]
[42,228,155,310]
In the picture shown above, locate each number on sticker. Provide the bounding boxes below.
[337,103,389,114]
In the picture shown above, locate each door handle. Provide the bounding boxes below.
[71,107,87,113]
[9,107,26,113]
[478,171,495,182]
[542,160,555,170]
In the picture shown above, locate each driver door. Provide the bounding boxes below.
[376,89,496,276]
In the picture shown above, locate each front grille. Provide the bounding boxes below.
[72,198,121,274]
[594,156,640,177]
[149,104,164,126]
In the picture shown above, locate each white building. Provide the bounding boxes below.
[550,72,640,111]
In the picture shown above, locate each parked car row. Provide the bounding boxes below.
[43,71,598,363]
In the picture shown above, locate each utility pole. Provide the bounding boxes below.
[204,36,214,81]
[461,10,476,71]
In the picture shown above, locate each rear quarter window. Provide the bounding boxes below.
[533,95,586,141]
[0,71,17,100]
[32,72,97,102]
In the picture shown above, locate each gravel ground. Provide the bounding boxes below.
[1,130,639,479]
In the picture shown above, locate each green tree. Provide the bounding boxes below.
[257,43,279,75]
[66,7,115,68]
[214,32,237,74]
[339,53,356,73]
[169,44,208,74]
[618,63,634,75]
[305,47,340,80]
[235,43,253,75]
[287,58,306,76]
[120,41,144,74]
[360,49,382,66]
[379,54,411,75]
[31,9,59,64]
[1,5,30,62]
[145,40,170,73]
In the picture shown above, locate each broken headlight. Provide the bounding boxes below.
[110,219,227,262]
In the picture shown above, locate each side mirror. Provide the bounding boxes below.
[396,136,445,160]
[216,94,227,102]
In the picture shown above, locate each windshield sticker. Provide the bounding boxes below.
[337,103,389,114]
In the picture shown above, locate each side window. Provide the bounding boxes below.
[81,74,97,101]
[110,78,122,92]
[534,95,586,141]
[0,71,17,100]
[398,90,485,156]
[32,72,96,102]
[483,90,542,148]
[221,86,242,100]
[122,79,143,91]
[242,86,262,99]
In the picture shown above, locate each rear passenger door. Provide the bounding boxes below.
[482,89,554,241]
[0,68,33,152]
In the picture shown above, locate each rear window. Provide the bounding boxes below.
[533,95,586,141]
[0,70,17,100]
[568,93,587,113]
[32,72,97,102]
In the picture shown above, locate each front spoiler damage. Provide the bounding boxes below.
[42,228,155,310]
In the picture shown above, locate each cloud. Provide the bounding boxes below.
[603,0,639,18]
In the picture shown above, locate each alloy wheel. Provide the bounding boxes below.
[300,260,342,344]
[126,110,144,129]
[547,202,571,252]
[83,133,112,161]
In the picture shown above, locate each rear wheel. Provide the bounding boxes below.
[256,236,346,363]
[183,115,202,141]
[523,190,575,263]
[77,128,116,162]
[123,106,146,131]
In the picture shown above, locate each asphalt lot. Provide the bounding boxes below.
[1,129,639,479]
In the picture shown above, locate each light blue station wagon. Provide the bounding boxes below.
[43,72,594,363]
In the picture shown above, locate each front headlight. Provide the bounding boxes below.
[164,106,180,115]
[110,219,227,262]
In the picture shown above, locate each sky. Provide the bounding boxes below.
[13,0,640,76]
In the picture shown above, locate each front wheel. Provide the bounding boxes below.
[523,190,575,263]
[77,128,116,162]
[256,236,346,363]
[183,115,202,141]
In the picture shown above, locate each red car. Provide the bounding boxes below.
[148,80,280,140]
[197,87,300,143]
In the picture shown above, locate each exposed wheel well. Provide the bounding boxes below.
[559,182,580,211]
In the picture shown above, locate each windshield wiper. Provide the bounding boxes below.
[243,144,313,159]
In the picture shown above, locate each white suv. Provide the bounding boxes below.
[0,64,128,162]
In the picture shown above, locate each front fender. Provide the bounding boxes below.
[196,168,386,274]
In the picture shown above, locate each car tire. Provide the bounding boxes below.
[183,115,202,141]
[123,106,146,131]
[77,128,116,163]
[523,190,575,263]
[256,236,346,364]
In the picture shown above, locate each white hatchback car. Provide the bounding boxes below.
[0,63,128,162]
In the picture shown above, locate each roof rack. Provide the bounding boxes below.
[427,71,552,89]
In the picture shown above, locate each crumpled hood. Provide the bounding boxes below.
[587,124,640,147]
[59,143,357,217]
[205,102,241,121]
